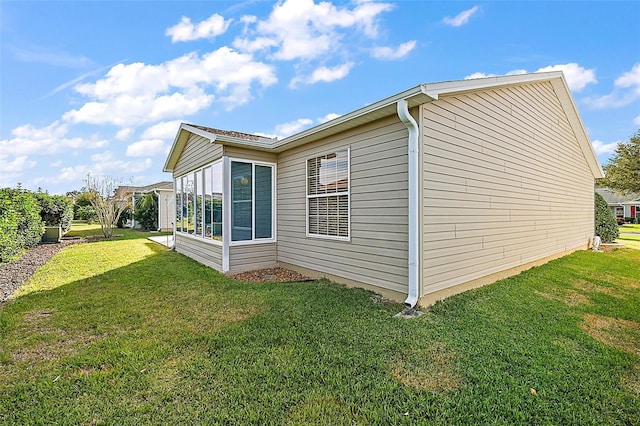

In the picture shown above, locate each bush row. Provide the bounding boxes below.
[0,188,73,263]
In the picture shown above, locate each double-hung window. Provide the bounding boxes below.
[306,149,350,239]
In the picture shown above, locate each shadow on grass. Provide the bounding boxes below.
[1,247,639,424]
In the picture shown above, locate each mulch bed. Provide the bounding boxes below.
[0,238,84,304]
[229,267,311,283]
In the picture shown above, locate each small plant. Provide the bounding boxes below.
[594,192,619,243]
[624,217,636,224]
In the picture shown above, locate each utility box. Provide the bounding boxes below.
[42,225,62,243]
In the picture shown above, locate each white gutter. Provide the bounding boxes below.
[397,99,420,308]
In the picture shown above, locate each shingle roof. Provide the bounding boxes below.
[187,124,265,142]
[596,188,640,205]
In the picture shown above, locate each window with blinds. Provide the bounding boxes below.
[306,149,350,239]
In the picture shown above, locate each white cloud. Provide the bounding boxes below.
[591,139,620,156]
[235,0,394,61]
[634,115,640,126]
[309,62,354,83]
[584,63,640,109]
[443,6,479,27]
[0,121,108,157]
[275,118,313,137]
[64,89,214,127]
[290,62,354,88]
[126,139,166,157]
[371,40,416,60]
[12,44,93,68]
[115,128,135,140]
[90,151,154,174]
[141,120,184,140]
[0,155,36,174]
[465,72,495,80]
[535,63,597,92]
[614,63,640,91]
[464,63,596,92]
[166,14,232,43]
[64,47,277,126]
[318,113,341,123]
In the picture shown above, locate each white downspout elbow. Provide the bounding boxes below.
[397,99,420,308]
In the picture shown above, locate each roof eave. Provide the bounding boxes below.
[270,85,436,152]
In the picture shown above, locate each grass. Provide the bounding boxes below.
[617,223,640,250]
[1,224,639,424]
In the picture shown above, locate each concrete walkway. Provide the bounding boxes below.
[148,234,174,248]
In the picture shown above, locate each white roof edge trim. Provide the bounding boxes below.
[163,122,190,172]
[549,75,604,179]
[271,84,435,150]
[423,71,565,98]
[181,124,218,142]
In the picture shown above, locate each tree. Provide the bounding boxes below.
[84,174,132,238]
[599,129,640,195]
[594,192,619,243]
[134,192,158,231]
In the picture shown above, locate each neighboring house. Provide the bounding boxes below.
[119,182,175,231]
[596,188,640,222]
[163,72,603,308]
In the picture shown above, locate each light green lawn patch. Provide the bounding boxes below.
[1,230,638,424]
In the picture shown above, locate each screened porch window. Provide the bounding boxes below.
[175,161,223,241]
[306,149,350,239]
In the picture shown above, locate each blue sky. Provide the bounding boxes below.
[1,0,639,195]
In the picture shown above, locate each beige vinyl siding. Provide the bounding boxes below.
[277,115,410,294]
[229,243,277,274]
[175,234,223,271]
[174,134,222,177]
[223,146,277,163]
[422,81,595,295]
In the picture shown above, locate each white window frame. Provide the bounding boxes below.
[174,159,224,246]
[305,148,351,241]
[227,157,277,246]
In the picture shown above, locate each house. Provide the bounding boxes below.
[118,182,175,231]
[163,72,603,307]
[596,188,640,223]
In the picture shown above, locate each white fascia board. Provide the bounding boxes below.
[422,71,564,99]
[270,85,435,152]
[181,124,218,142]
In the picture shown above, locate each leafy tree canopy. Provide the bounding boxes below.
[599,130,640,195]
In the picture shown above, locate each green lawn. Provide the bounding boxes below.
[1,225,638,424]
[618,224,640,250]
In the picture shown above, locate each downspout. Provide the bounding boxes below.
[397,99,420,308]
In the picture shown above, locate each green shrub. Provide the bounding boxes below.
[594,192,619,243]
[134,193,158,231]
[624,217,636,224]
[73,192,93,220]
[77,205,98,224]
[0,188,44,262]
[0,193,21,262]
[34,193,74,232]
